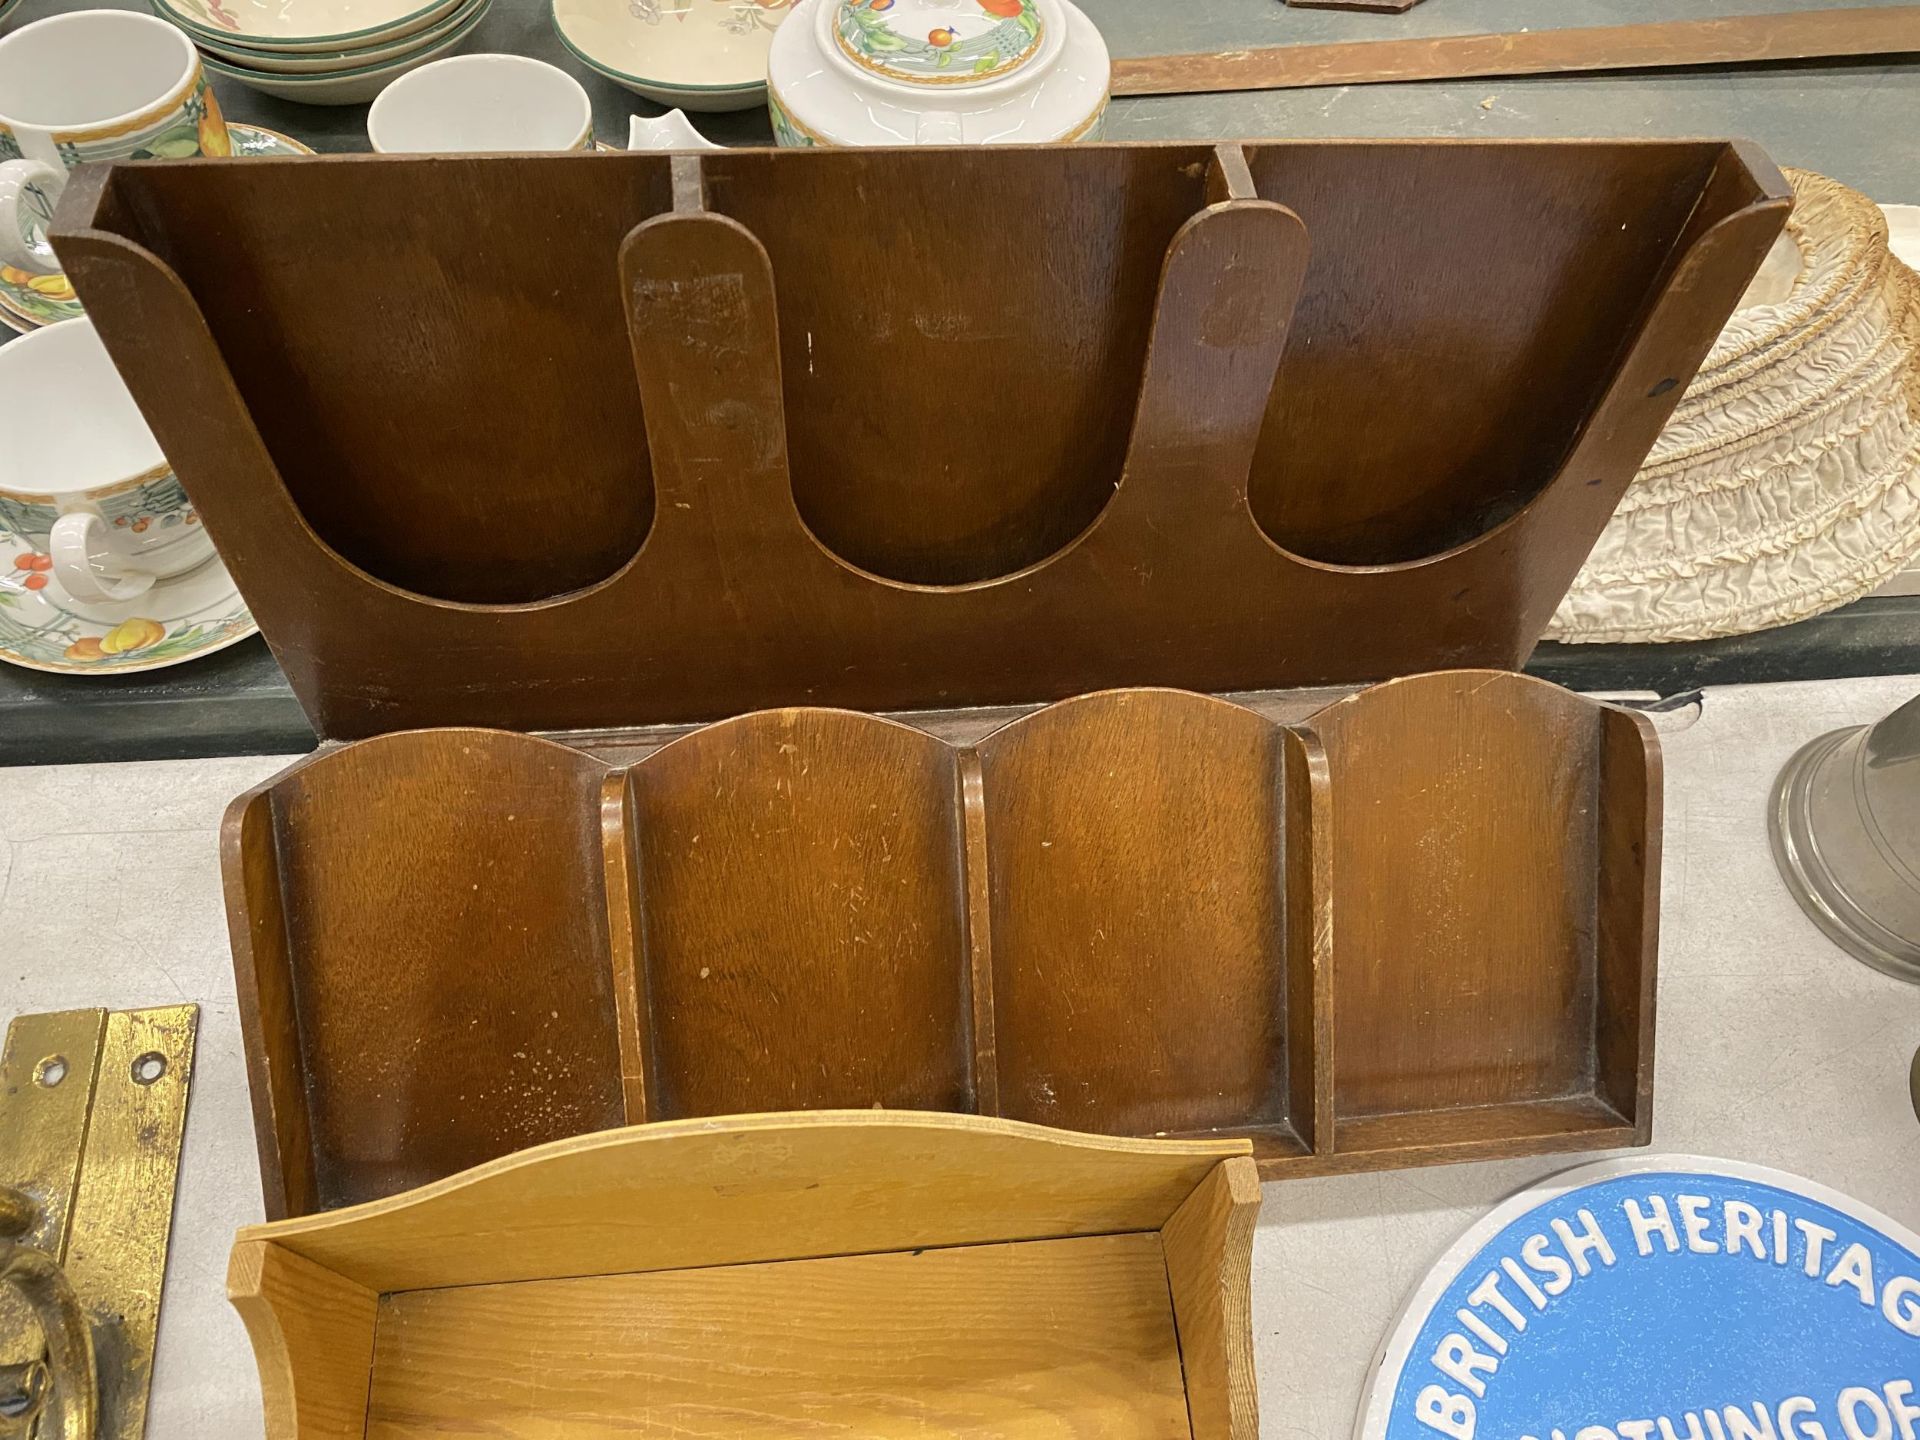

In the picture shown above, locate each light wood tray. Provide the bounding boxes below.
[228,1111,1260,1440]
[225,670,1659,1219]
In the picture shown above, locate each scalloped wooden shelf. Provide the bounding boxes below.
[223,671,1659,1219]
[57,140,1785,739]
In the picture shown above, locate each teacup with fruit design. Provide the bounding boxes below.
[0,9,227,325]
[0,317,213,606]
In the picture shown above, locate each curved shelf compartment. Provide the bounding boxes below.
[223,728,637,1218]
[223,673,1657,1219]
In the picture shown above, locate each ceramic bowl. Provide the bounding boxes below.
[552,0,796,112]
[191,0,484,74]
[153,0,468,50]
[200,0,488,103]
[767,0,1109,146]
[369,54,593,151]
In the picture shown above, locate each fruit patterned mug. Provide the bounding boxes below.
[0,9,228,280]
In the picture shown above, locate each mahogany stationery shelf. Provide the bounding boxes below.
[225,670,1660,1219]
[54,139,1785,738]
[227,1112,1260,1440]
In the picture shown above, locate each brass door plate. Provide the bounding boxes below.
[1,1007,198,1440]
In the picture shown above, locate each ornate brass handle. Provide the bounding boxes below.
[0,1187,98,1440]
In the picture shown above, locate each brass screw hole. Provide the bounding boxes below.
[0,1360,46,1421]
[33,1056,66,1088]
[131,1052,167,1085]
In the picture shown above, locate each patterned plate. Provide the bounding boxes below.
[0,122,314,334]
[0,536,257,675]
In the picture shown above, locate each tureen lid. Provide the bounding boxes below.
[768,0,1109,146]
[831,0,1044,87]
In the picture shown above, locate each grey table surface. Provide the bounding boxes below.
[5,672,1919,1439]
[0,0,1916,194]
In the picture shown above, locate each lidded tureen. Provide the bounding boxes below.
[766,0,1109,146]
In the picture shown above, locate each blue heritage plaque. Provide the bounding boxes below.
[1358,1158,1920,1440]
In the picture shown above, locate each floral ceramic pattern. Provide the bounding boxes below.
[0,495,60,540]
[835,0,1040,84]
[628,0,789,31]
[164,0,246,33]
[57,77,228,163]
[0,530,255,674]
[0,122,307,333]
[767,89,818,146]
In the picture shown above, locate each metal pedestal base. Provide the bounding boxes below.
[1770,726,1920,985]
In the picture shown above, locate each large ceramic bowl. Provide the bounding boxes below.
[192,0,483,73]
[552,0,795,112]
[767,0,1108,146]
[200,0,488,101]
[153,0,467,51]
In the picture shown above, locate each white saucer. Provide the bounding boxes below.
[0,537,258,675]
[0,122,315,334]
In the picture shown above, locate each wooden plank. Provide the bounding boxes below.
[363,1234,1191,1440]
[238,1112,1249,1294]
[1112,7,1920,97]
[228,1242,378,1440]
[1279,729,1334,1156]
[598,771,652,1124]
[223,789,318,1221]
[1159,1159,1262,1440]
[1287,0,1425,11]
[1594,707,1663,1136]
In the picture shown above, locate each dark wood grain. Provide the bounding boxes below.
[1296,671,1654,1156]
[223,788,318,1221]
[976,690,1298,1150]
[629,709,974,1120]
[225,729,633,1214]
[53,141,1785,739]
[704,148,1209,586]
[1113,7,1920,97]
[1245,143,1720,563]
[223,675,1659,1214]
[1594,707,1662,1137]
[80,157,674,603]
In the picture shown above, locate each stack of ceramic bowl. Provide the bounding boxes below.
[153,0,490,105]
[552,0,793,111]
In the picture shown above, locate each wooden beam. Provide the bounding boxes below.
[1112,5,1920,96]
[1287,0,1426,12]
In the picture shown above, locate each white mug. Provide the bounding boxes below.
[0,10,222,278]
[0,318,213,604]
[367,54,594,153]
